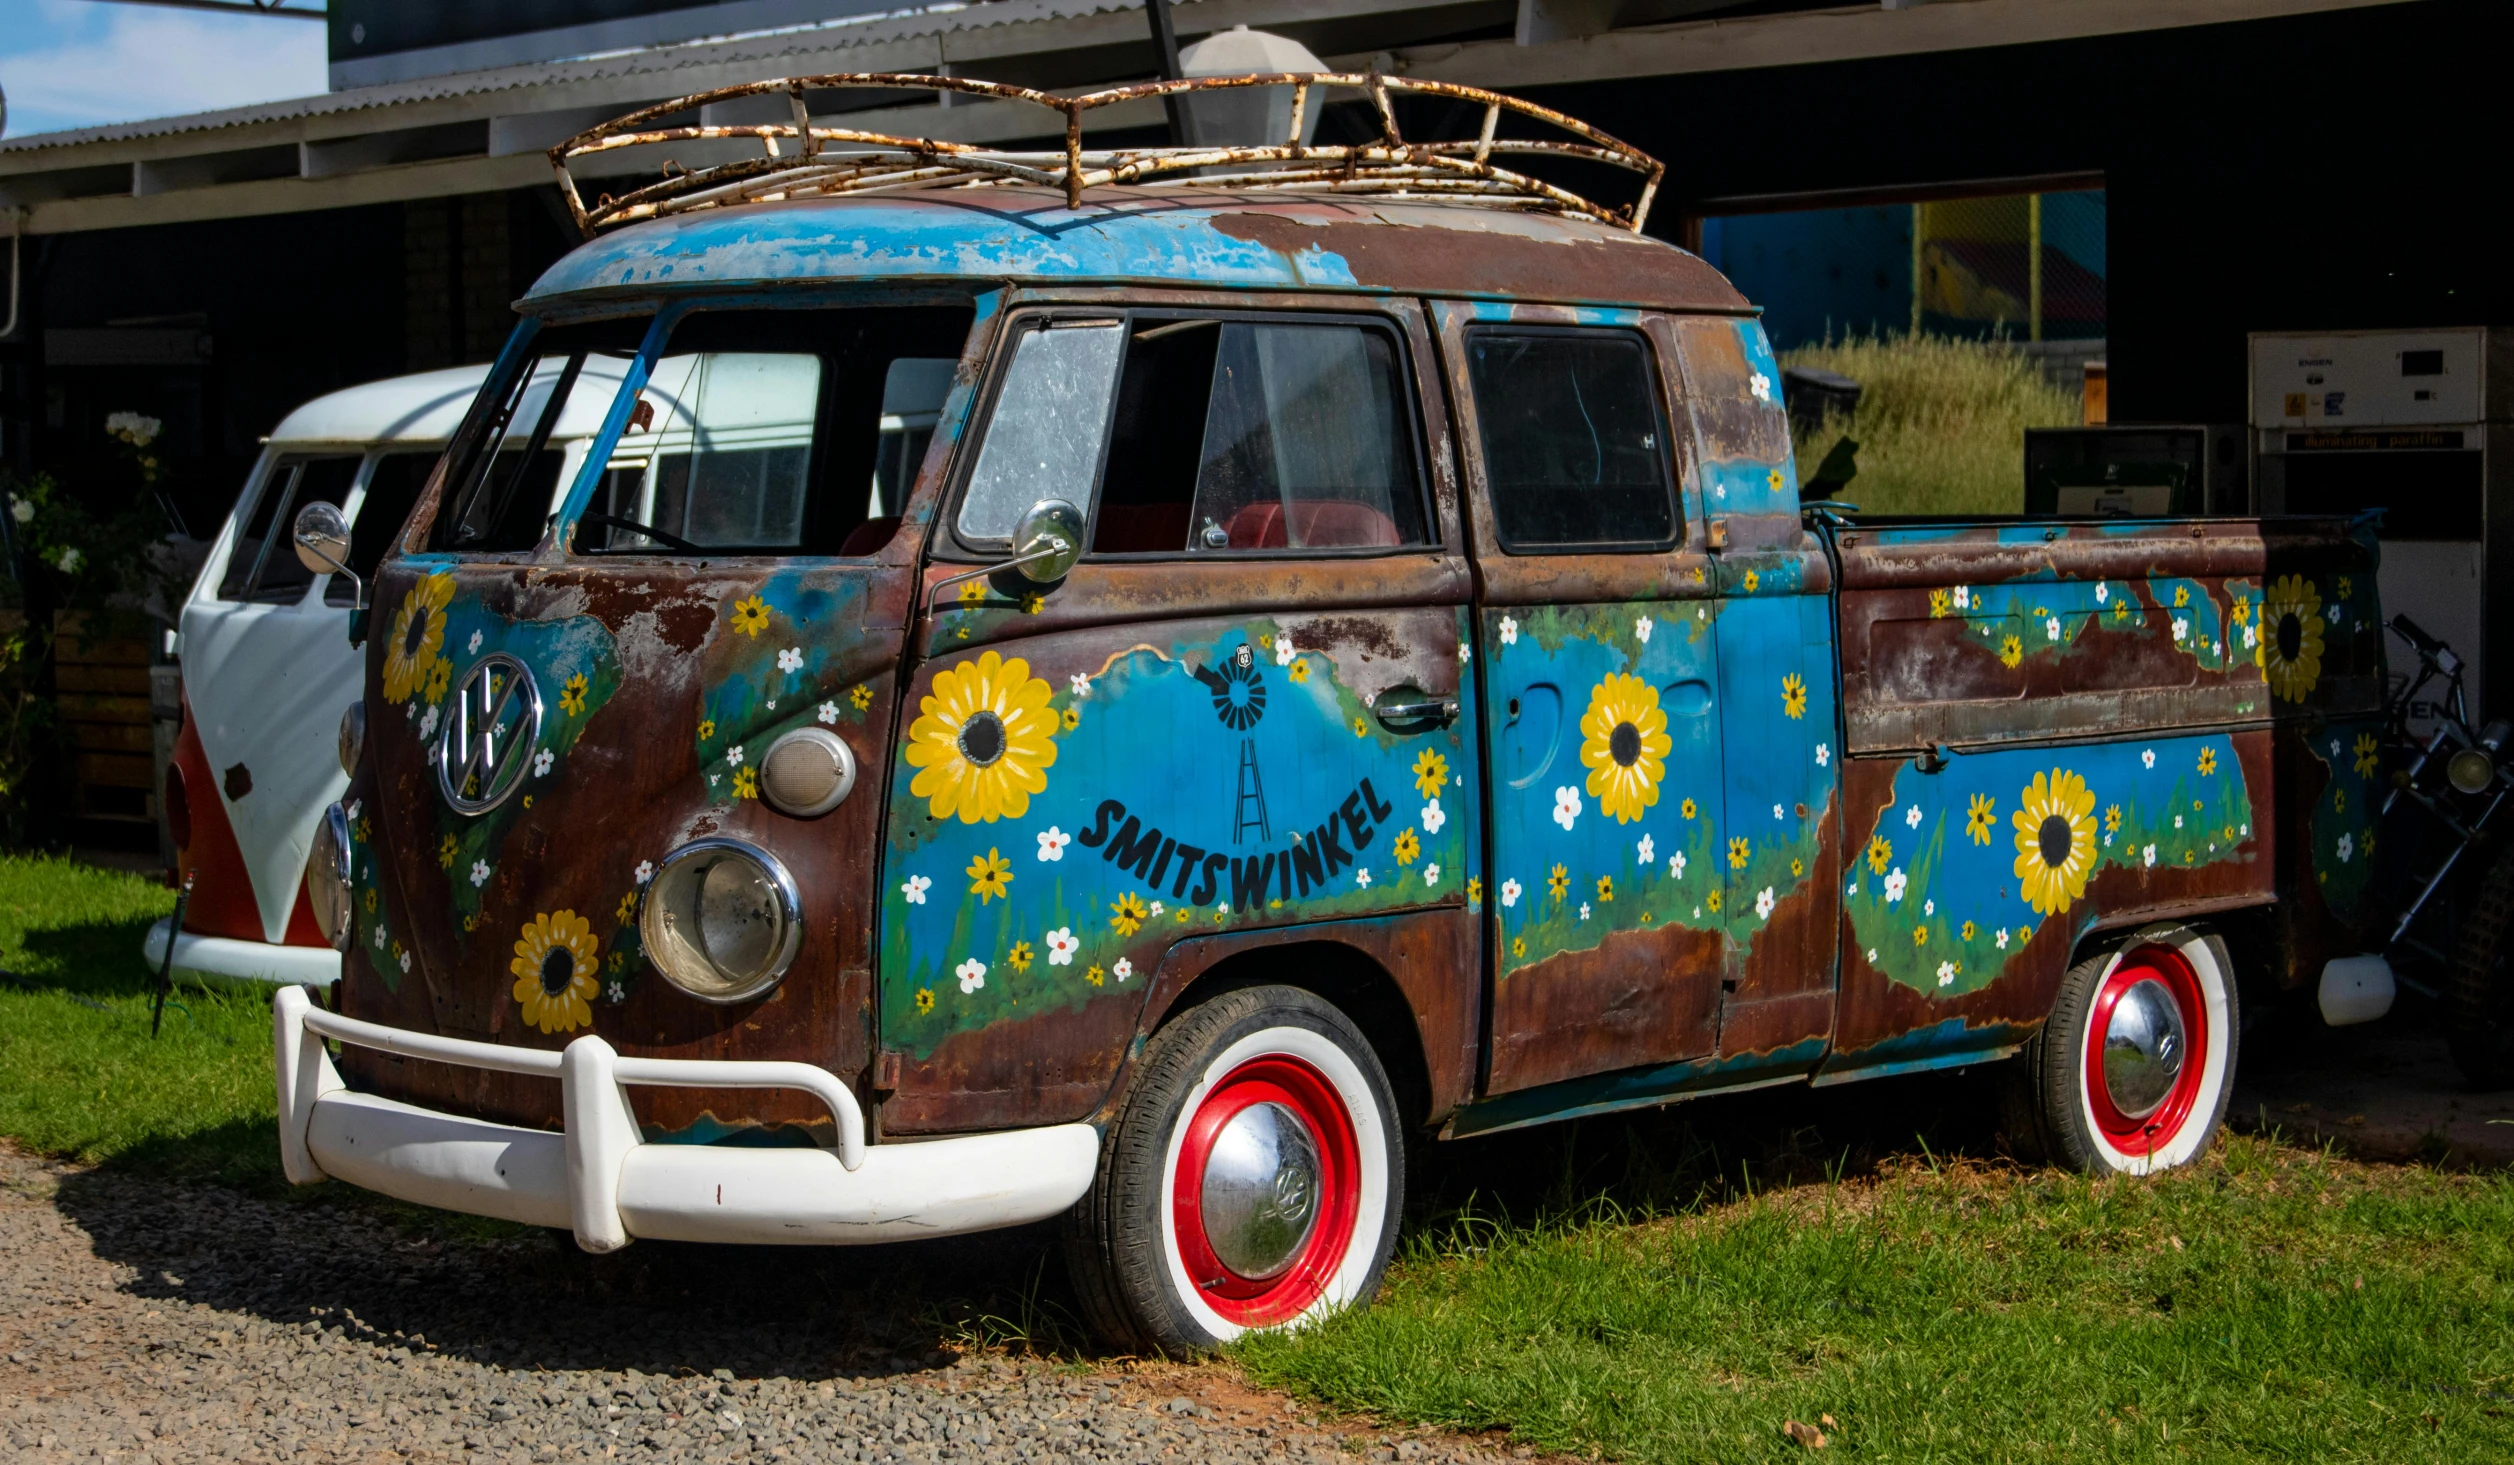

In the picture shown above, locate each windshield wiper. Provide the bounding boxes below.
[577,510,701,554]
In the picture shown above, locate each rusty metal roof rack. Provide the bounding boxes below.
[550,72,1663,239]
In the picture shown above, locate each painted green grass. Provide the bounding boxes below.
[1785,335,2081,518]
[0,852,280,1187]
[1238,1132,2514,1462]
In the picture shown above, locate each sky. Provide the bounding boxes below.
[0,0,328,140]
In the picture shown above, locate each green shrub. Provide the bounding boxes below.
[1784,335,2081,518]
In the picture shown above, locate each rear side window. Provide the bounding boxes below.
[1466,329,1678,552]
[955,313,1430,557]
[217,455,360,603]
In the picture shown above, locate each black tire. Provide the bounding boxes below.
[2001,924,2239,1175]
[2447,846,2514,1087]
[1064,985,1405,1355]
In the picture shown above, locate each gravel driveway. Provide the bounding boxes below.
[0,1143,1518,1464]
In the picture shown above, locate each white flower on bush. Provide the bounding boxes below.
[54,547,82,574]
[1923,898,1935,917]
[1422,799,1447,835]
[1996,928,2010,950]
[1148,901,1164,918]
[1273,637,1297,667]
[1499,616,1519,646]
[955,959,987,994]
[469,860,490,888]
[1670,851,1687,879]
[1553,787,1582,830]
[1500,878,1522,908]
[2046,616,2062,642]
[1036,827,1070,862]
[1635,615,1654,644]
[1112,958,1133,983]
[2172,617,2189,642]
[7,496,30,524]
[1423,863,1441,888]
[105,411,162,447]
[1637,834,1655,865]
[1884,868,1908,903]
[901,874,930,905]
[726,744,744,767]
[1354,869,1371,889]
[1045,927,1079,965]
[2141,844,2158,868]
[1578,902,1591,920]
[1755,886,1775,920]
[1937,962,1958,988]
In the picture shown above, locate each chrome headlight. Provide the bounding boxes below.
[306,802,353,952]
[640,839,801,1004]
[338,700,366,778]
[758,727,857,818]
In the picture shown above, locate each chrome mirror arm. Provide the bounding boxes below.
[295,532,366,612]
[924,543,1061,618]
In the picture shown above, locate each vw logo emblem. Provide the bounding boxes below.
[437,654,543,815]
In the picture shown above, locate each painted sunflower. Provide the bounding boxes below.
[1781,673,1807,720]
[1110,891,1147,936]
[2261,574,2325,703]
[1867,835,1891,875]
[1547,864,1568,902]
[2012,768,2099,917]
[1579,673,1672,824]
[2353,732,2380,778]
[1412,749,1449,800]
[381,574,453,704]
[1393,829,1421,866]
[905,651,1059,823]
[1999,634,2024,669]
[731,594,771,637]
[1965,793,1996,845]
[967,848,1013,903]
[510,909,599,1035]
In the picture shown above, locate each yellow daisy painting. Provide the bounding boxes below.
[1579,673,1672,824]
[511,910,600,1034]
[905,651,1059,823]
[2012,768,2099,917]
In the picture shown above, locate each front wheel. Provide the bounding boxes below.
[1065,984,1404,1355]
[2003,925,2238,1175]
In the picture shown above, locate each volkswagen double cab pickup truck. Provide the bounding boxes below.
[275,73,2386,1353]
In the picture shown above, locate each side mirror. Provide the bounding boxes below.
[292,501,362,611]
[1009,498,1084,585]
[925,497,1086,617]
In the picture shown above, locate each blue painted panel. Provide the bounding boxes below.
[1713,591,1837,954]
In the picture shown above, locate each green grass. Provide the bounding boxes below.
[0,852,280,1187]
[1238,1132,2514,1462]
[1784,335,2082,518]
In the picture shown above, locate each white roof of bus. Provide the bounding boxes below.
[266,357,632,448]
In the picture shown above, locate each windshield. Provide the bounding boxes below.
[432,317,647,553]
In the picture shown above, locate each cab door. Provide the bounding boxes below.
[1437,303,1726,1097]
[874,296,1480,1134]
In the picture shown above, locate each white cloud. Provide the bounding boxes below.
[0,0,326,139]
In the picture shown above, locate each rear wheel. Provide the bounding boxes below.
[1065,985,1403,1355]
[2447,845,2514,1087]
[2004,925,2237,1175]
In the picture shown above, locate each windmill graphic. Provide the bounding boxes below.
[1190,644,1270,844]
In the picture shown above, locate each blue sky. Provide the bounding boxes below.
[0,0,327,139]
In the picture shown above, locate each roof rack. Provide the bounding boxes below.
[550,72,1663,239]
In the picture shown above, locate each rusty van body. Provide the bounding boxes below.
[273,74,2383,1353]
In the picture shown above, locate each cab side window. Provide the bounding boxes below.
[326,452,435,606]
[218,455,361,603]
[1466,329,1678,552]
[955,313,1430,557]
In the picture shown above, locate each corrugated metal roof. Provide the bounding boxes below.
[0,0,1134,155]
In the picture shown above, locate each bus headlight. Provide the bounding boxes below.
[306,802,353,952]
[640,839,801,1004]
[758,727,857,818]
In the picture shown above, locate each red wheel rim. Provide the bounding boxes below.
[2082,944,2209,1153]
[1171,1054,1362,1327]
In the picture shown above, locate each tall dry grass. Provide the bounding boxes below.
[1782,334,2082,517]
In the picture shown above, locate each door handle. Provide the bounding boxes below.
[1375,697,1459,729]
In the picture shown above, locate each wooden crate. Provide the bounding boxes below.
[52,611,158,826]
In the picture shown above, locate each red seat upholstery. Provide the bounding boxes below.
[1221,499,1400,550]
[1092,502,1193,553]
[839,515,900,556]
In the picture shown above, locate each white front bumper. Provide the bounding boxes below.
[146,918,340,987]
[273,987,1098,1251]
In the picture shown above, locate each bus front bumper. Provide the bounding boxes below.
[272,987,1098,1252]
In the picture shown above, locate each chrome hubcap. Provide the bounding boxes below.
[2102,977,2187,1120]
[1199,1101,1321,1281]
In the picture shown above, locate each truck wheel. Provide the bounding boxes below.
[2447,845,2514,1087]
[1065,984,1404,1355]
[2005,926,2237,1175]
